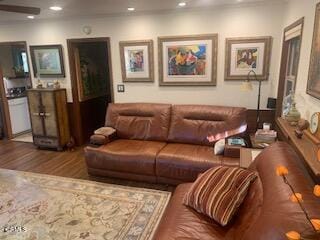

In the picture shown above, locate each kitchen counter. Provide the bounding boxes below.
[6,94,27,100]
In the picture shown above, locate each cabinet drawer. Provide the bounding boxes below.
[34,137,59,148]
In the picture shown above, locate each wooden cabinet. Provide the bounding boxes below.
[276,117,320,183]
[27,89,70,151]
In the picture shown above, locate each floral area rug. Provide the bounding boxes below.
[0,169,171,240]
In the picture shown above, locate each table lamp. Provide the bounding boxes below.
[241,70,262,130]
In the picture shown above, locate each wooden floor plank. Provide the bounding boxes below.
[0,140,87,177]
[0,140,173,191]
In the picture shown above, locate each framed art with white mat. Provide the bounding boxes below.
[225,37,272,81]
[119,40,154,82]
[158,34,218,86]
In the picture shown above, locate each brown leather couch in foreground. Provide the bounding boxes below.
[154,142,320,240]
[85,103,247,184]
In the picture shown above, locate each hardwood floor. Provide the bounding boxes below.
[0,140,87,178]
[0,140,173,191]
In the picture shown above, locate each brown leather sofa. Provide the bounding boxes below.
[85,103,247,184]
[154,142,320,240]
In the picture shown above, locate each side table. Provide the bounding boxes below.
[250,134,276,149]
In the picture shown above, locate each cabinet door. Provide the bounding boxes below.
[28,91,44,136]
[41,91,58,137]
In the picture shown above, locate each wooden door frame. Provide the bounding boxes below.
[276,18,304,118]
[67,37,114,145]
[0,41,32,139]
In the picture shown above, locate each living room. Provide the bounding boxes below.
[0,0,320,239]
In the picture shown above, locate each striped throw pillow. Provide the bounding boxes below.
[183,166,257,226]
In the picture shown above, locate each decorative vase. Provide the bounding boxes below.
[36,79,43,89]
[285,93,301,126]
[53,80,61,89]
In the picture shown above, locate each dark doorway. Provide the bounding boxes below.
[67,38,114,146]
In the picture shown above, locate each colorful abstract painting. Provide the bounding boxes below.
[167,45,207,76]
[236,48,258,69]
[225,37,272,81]
[159,35,217,86]
[127,49,144,72]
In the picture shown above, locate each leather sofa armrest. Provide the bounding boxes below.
[90,127,117,146]
[90,134,109,146]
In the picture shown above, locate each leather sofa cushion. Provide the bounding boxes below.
[87,168,158,183]
[156,143,239,183]
[85,139,166,176]
[168,105,247,146]
[153,183,230,240]
[155,177,263,240]
[155,142,320,240]
[237,142,320,239]
[105,103,171,141]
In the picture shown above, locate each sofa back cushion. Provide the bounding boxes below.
[105,103,171,141]
[168,105,247,146]
[226,142,320,239]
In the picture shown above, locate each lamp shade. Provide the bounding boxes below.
[240,81,253,91]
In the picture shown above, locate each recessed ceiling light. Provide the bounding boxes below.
[127,7,135,11]
[27,15,35,19]
[178,2,187,7]
[50,6,63,11]
[237,0,243,2]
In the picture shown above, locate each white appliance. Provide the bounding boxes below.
[8,97,31,135]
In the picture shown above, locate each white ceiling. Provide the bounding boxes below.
[0,0,287,23]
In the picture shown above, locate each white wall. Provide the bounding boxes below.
[282,0,320,120]
[0,2,285,108]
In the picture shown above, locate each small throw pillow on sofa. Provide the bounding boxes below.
[214,139,225,155]
[183,166,257,226]
[94,127,116,137]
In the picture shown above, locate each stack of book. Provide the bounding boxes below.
[227,138,246,146]
[255,129,277,144]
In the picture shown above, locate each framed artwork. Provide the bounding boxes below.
[30,45,65,78]
[225,37,272,81]
[119,40,154,82]
[158,34,218,86]
[307,3,320,99]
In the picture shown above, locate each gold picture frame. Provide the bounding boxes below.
[30,44,65,78]
[158,34,218,86]
[119,40,154,82]
[225,36,272,81]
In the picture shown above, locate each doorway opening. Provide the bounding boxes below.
[67,38,114,146]
[276,18,304,118]
[0,41,33,141]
